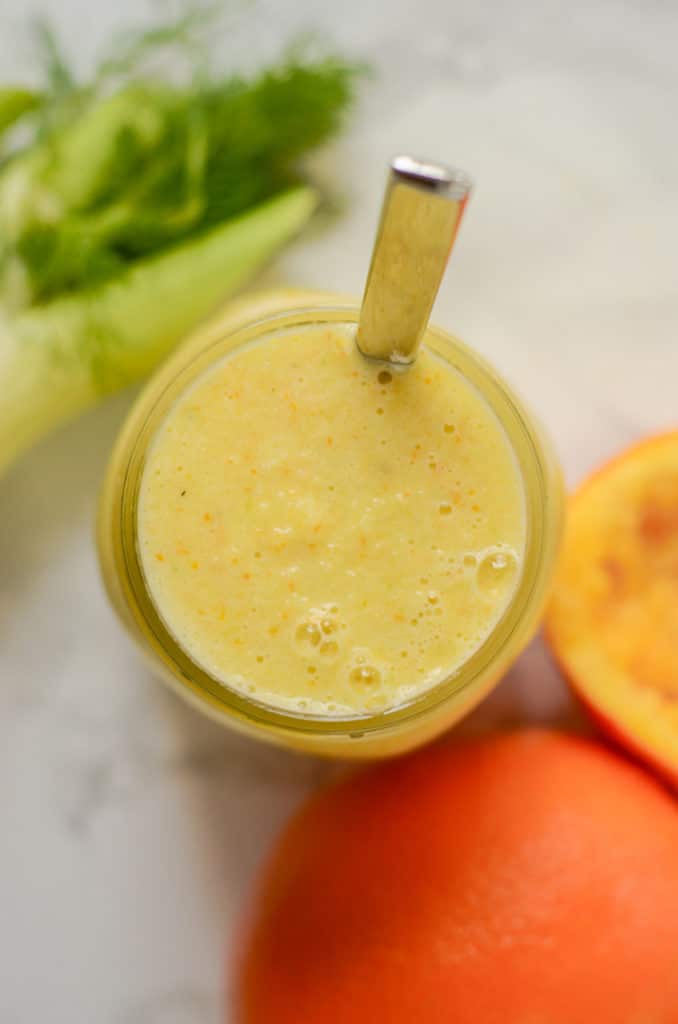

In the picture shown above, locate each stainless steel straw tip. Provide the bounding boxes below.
[391,156,473,199]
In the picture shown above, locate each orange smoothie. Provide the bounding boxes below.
[137,322,525,716]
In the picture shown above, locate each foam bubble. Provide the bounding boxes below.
[475,546,519,597]
[295,621,321,649]
[349,665,382,686]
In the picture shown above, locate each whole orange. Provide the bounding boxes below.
[234,730,678,1024]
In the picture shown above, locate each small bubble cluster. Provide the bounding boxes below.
[347,648,384,688]
[293,604,344,673]
[295,621,321,650]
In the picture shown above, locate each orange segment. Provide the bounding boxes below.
[546,430,678,783]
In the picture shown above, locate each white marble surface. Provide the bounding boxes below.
[2,1,678,1021]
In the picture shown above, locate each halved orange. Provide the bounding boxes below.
[545,430,678,785]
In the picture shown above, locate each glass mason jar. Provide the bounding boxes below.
[98,300,563,758]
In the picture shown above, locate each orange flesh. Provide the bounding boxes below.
[546,431,678,779]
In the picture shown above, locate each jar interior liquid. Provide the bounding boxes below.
[138,322,525,717]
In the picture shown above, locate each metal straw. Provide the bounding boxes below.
[357,156,471,364]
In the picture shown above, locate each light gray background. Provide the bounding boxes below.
[2,1,677,1021]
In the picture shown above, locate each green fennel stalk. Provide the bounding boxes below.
[0,187,315,475]
[0,88,41,138]
[0,8,362,474]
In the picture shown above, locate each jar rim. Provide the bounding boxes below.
[111,305,559,739]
